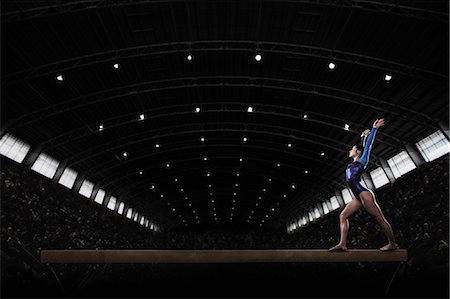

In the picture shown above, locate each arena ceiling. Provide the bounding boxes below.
[1,0,449,231]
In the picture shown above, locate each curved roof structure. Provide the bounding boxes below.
[2,0,448,231]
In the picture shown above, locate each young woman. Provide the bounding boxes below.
[329,118,398,252]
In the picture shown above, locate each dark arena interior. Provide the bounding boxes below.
[1,1,449,298]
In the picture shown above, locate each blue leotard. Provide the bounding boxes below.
[345,127,378,200]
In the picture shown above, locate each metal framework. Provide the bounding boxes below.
[6,76,438,132]
[3,40,446,86]
[40,102,404,151]
[3,0,446,23]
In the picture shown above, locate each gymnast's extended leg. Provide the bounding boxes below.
[329,199,362,251]
[359,190,398,251]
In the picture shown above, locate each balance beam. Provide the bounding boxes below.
[40,249,407,263]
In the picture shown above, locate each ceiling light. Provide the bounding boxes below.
[242,136,248,142]
[200,136,205,142]
[139,114,145,120]
[384,74,393,81]
[344,124,350,131]
[320,151,325,156]
[56,74,64,82]
[254,53,262,62]
[195,107,201,113]
[291,184,296,189]
[187,54,193,61]
[328,62,336,70]
[122,151,128,157]
[247,106,253,112]
[139,170,143,175]
[303,114,308,119]
[98,124,104,131]
[155,143,160,148]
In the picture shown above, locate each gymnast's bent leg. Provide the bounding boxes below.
[329,199,362,251]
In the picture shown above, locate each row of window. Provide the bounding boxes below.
[0,135,158,232]
[287,130,450,233]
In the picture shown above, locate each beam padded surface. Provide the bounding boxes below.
[40,249,407,263]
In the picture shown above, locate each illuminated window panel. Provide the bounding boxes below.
[0,133,31,163]
[314,207,320,219]
[370,167,390,189]
[126,208,133,219]
[322,201,330,214]
[330,196,340,210]
[387,151,416,178]
[107,196,117,210]
[31,153,60,179]
[416,130,450,162]
[79,180,94,198]
[117,202,125,214]
[342,188,353,204]
[140,216,145,225]
[94,189,106,205]
[133,213,139,222]
[58,167,78,189]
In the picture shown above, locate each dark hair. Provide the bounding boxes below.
[355,144,364,156]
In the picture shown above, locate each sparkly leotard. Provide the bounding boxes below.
[345,127,378,201]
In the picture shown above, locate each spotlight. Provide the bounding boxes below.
[247,106,253,113]
[139,114,145,120]
[166,163,170,168]
[242,136,248,142]
[187,54,193,61]
[195,107,201,113]
[303,114,308,119]
[384,74,393,81]
[122,151,128,157]
[113,63,119,69]
[155,143,160,148]
[203,156,208,161]
[328,62,336,70]
[344,124,350,131]
[291,184,296,189]
[139,170,143,175]
[98,124,104,131]
[287,143,292,148]
[56,74,64,82]
[320,151,325,156]
[254,53,262,62]
[304,170,309,174]
[200,137,205,142]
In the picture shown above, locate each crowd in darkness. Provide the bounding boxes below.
[1,155,448,297]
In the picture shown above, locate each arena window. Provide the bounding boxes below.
[370,167,390,188]
[387,150,416,178]
[308,211,314,222]
[31,153,59,179]
[330,196,340,210]
[126,208,133,219]
[117,202,125,214]
[94,189,105,205]
[416,130,450,162]
[133,213,139,222]
[302,216,307,225]
[140,216,145,225]
[79,179,94,198]
[322,201,330,214]
[107,196,117,210]
[341,188,352,203]
[314,207,320,219]
[0,133,31,163]
[58,167,77,189]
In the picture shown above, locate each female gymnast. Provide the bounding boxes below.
[329,118,398,252]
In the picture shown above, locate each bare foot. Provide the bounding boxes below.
[328,244,348,251]
[380,243,399,251]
